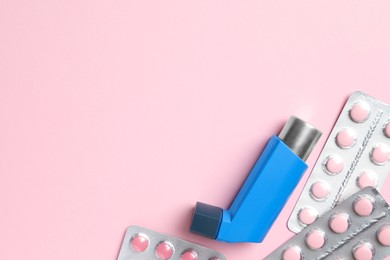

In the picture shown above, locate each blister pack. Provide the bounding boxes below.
[265,187,390,260]
[288,91,390,233]
[117,226,226,260]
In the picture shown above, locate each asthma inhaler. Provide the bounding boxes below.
[189,116,322,243]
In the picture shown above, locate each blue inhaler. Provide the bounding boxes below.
[189,116,322,243]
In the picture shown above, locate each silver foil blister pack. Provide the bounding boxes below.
[288,91,390,233]
[117,226,226,260]
[266,187,390,260]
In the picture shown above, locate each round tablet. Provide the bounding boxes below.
[384,122,390,138]
[336,128,357,148]
[357,171,378,189]
[298,207,319,226]
[349,102,370,123]
[370,144,390,165]
[354,196,374,217]
[329,213,350,233]
[352,242,373,260]
[282,246,302,260]
[180,250,198,260]
[377,224,390,246]
[305,229,326,250]
[130,233,149,252]
[325,155,344,175]
[310,181,330,200]
[156,241,174,260]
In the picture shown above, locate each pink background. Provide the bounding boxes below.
[1,1,390,259]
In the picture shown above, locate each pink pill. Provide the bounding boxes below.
[282,246,302,260]
[298,207,319,226]
[180,250,198,260]
[329,213,350,233]
[354,196,374,217]
[336,128,357,148]
[370,144,390,165]
[385,122,390,138]
[156,241,174,260]
[305,229,326,250]
[325,155,344,175]
[349,102,370,123]
[310,181,330,200]
[357,171,378,189]
[352,242,373,260]
[130,234,149,252]
[377,224,390,246]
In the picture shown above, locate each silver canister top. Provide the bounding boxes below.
[278,116,322,161]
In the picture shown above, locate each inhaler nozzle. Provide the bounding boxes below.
[278,116,322,161]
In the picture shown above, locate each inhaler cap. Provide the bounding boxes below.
[190,202,223,239]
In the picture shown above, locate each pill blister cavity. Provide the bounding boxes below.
[352,242,374,260]
[370,144,390,165]
[305,229,326,250]
[336,128,357,148]
[353,196,374,217]
[310,181,330,200]
[325,155,344,175]
[298,207,319,226]
[130,233,149,253]
[349,102,370,123]
[357,171,378,189]
[180,250,198,260]
[282,246,302,260]
[377,224,390,246]
[384,122,390,138]
[156,241,174,260]
[329,213,350,233]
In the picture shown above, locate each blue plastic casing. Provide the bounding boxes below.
[216,135,308,242]
[190,135,309,243]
